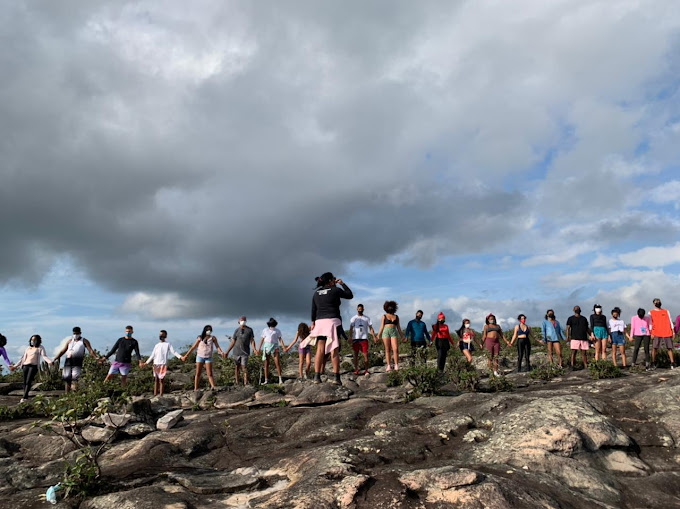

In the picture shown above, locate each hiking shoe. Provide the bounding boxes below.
[278,377,283,385]
[263,379,269,385]
[19,398,26,403]
[672,363,676,370]
[313,374,321,384]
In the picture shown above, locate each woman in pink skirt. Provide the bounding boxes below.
[304,272,353,385]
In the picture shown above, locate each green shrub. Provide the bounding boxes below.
[654,349,671,369]
[589,360,622,380]
[488,374,515,392]
[386,370,403,387]
[529,363,565,381]
[445,354,480,391]
[217,357,236,386]
[401,364,446,398]
[340,361,354,373]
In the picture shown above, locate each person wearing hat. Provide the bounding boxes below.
[257,317,287,385]
[225,316,257,385]
[649,298,676,369]
[432,312,455,372]
[53,326,99,393]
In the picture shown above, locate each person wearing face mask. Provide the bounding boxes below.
[144,330,183,396]
[53,327,99,393]
[258,318,286,385]
[649,298,676,370]
[225,316,257,385]
[626,308,652,370]
[589,304,609,361]
[510,314,535,372]
[182,325,225,390]
[102,325,144,386]
[404,310,432,366]
[455,319,478,364]
[482,314,506,376]
[567,306,591,369]
[608,307,627,368]
[11,335,53,403]
[349,304,377,375]
[541,309,565,367]
[432,312,455,372]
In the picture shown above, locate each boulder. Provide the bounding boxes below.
[289,384,353,407]
[121,422,155,437]
[213,386,257,408]
[80,485,199,509]
[157,409,183,431]
[146,423,225,456]
[167,470,262,494]
[81,425,115,443]
[101,413,133,428]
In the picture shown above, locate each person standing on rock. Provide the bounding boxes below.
[566,306,590,369]
[304,272,353,385]
[53,326,99,393]
[405,310,432,366]
[0,334,12,373]
[225,316,257,385]
[258,318,286,385]
[376,301,405,372]
[455,318,478,364]
[649,298,676,370]
[627,308,652,370]
[589,304,609,361]
[286,322,313,380]
[101,325,144,387]
[12,335,54,402]
[349,304,376,376]
[510,314,534,372]
[483,313,508,376]
[608,308,627,368]
[181,325,225,390]
[541,309,565,367]
[432,312,455,372]
[144,330,182,396]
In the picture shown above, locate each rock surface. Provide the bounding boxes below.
[2,354,680,508]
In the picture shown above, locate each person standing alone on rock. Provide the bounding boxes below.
[181,325,225,390]
[376,301,404,372]
[608,307,627,368]
[258,318,286,385]
[11,335,53,403]
[589,304,608,361]
[432,312,455,372]
[567,306,590,369]
[404,310,432,366]
[144,329,183,396]
[305,272,353,385]
[510,314,534,372]
[541,309,565,367]
[225,316,257,385]
[627,308,652,370]
[101,325,144,387]
[649,298,676,369]
[349,304,376,375]
[53,326,99,393]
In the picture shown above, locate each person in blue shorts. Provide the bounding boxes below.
[455,318,478,364]
[608,307,627,367]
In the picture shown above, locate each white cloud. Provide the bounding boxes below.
[618,242,680,268]
[119,292,202,320]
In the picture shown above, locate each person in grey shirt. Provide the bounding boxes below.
[224,316,257,385]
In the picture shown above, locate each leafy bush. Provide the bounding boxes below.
[529,363,565,381]
[401,364,446,398]
[654,349,671,369]
[340,361,354,373]
[386,370,403,387]
[488,374,515,392]
[445,354,480,391]
[589,360,622,380]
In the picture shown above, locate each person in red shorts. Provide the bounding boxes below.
[482,313,507,376]
[349,304,376,376]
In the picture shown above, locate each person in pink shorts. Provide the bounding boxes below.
[566,306,591,369]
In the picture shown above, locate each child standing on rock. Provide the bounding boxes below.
[145,330,183,396]
[609,307,627,368]
[258,318,286,385]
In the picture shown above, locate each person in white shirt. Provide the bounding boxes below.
[53,326,100,393]
[257,318,287,385]
[349,304,376,376]
[145,330,183,395]
[608,307,627,368]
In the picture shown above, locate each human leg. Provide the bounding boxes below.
[205,361,215,389]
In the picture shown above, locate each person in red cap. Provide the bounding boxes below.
[432,312,455,372]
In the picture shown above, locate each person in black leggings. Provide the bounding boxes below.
[510,314,533,372]
[11,335,54,402]
[432,313,454,372]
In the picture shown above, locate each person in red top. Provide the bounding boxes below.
[432,312,455,372]
[649,298,676,369]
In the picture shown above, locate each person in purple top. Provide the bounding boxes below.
[0,334,12,372]
[675,313,680,335]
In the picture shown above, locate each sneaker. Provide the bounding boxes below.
[278,377,283,385]
[353,370,359,376]
[264,379,269,385]
[313,374,321,384]
[364,371,370,377]
[672,363,676,370]
[493,371,500,377]
[19,398,26,403]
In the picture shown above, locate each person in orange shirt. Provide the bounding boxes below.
[649,298,676,370]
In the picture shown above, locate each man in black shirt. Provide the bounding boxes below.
[566,306,591,369]
[101,325,143,386]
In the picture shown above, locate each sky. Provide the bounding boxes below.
[1,0,679,362]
